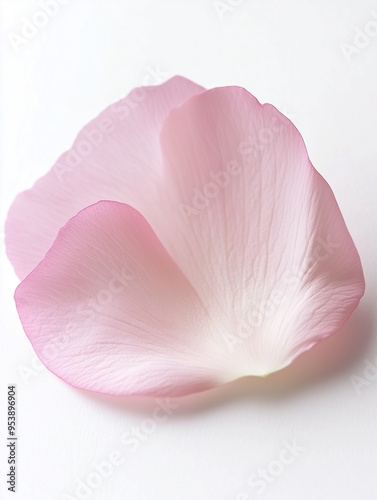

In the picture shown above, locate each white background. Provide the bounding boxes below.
[1,1,377,499]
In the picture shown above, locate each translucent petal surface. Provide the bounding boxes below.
[15,201,228,396]
[6,76,204,279]
[155,86,365,375]
[11,82,365,395]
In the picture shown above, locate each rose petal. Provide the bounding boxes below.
[15,201,229,396]
[6,76,204,280]
[154,86,365,375]
[11,81,365,393]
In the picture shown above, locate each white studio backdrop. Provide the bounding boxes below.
[0,1,376,499]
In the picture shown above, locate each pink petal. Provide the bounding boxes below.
[11,81,365,394]
[15,201,229,396]
[153,86,365,376]
[6,76,204,280]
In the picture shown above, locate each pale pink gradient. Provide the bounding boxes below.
[6,76,205,280]
[8,77,365,396]
[15,201,228,396]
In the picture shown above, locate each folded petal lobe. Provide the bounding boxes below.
[15,201,228,396]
